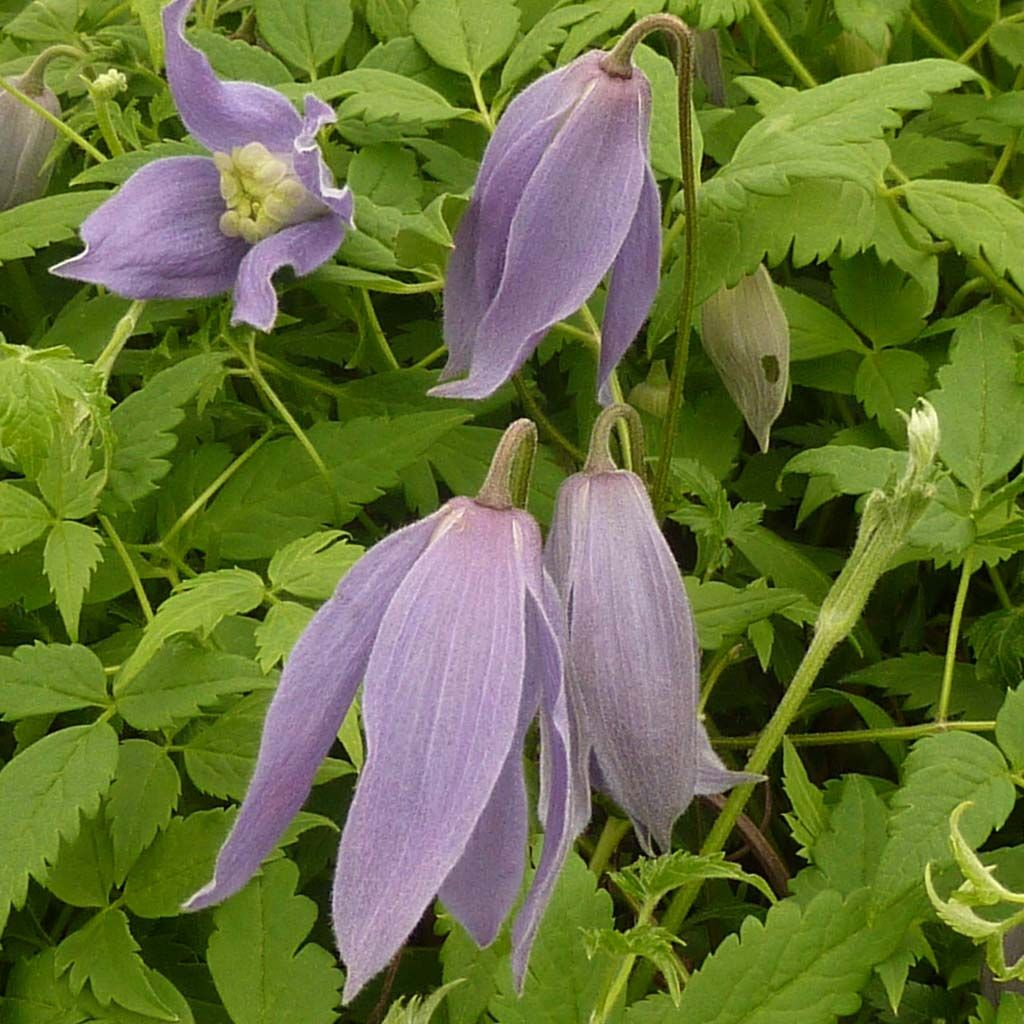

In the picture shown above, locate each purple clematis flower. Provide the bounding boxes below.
[184,421,588,1003]
[545,408,755,853]
[430,50,661,403]
[51,0,352,332]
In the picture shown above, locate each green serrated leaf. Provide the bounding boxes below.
[0,642,109,720]
[200,412,468,559]
[117,568,266,685]
[55,908,176,1019]
[872,732,1015,912]
[268,530,364,600]
[123,809,234,918]
[0,722,118,933]
[44,808,115,908]
[207,858,342,1023]
[490,852,617,1024]
[106,740,181,883]
[192,27,292,84]
[498,6,591,96]
[409,0,520,81]
[254,601,315,671]
[0,483,50,553]
[611,850,776,907]
[997,686,1024,772]
[0,192,109,262]
[625,889,899,1024]
[904,179,1024,292]
[854,348,930,440]
[928,304,1024,497]
[115,645,273,731]
[254,0,353,73]
[782,739,828,858]
[107,353,228,507]
[684,577,806,648]
[42,521,104,642]
[183,691,271,800]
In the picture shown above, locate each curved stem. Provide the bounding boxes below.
[712,719,997,749]
[360,290,400,371]
[511,374,584,464]
[588,817,631,877]
[94,300,145,381]
[0,76,106,164]
[937,553,974,723]
[748,0,817,87]
[98,513,153,623]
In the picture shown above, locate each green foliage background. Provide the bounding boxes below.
[2,0,1024,1021]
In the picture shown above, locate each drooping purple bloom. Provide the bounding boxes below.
[1,71,60,211]
[545,442,755,853]
[51,0,352,332]
[430,50,661,403]
[184,423,587,1002]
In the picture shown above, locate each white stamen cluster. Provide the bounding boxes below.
[214,141,317,245]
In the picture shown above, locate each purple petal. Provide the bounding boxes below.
[694,723,762,795]
[546,470,698,853]
[231,214,347,331]
[333,500,533,1002]
[511,571,589,986]
[432,68,651,400]
[437,674,537,947]
[51,157,246,298]
[439,61,602,385]
[598,166,661,402]
[293,95,355,221]
[163,0,302,153]
[183,512,439,912]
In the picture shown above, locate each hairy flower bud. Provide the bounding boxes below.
[0,73,61,211]
[91,67,128,100]
[700,263,791,452]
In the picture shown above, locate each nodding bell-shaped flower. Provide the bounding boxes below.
[430,46,661,403]
[184,421,588,1003]
[545,407,757,853]
[51,0,352,332]
[1,55,62,211]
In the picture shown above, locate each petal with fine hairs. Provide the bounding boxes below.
[333,500,530,1002]
[50,157,246,298]
[598,166,661,402]
[432,68,651,400]
[231,214,347,331]
[183,511,440,912]
[547,470,699,853]
[162,0,302,153]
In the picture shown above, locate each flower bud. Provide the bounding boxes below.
[0,72,61,211]
[628,359,671,419]
[700,263,791,452]
[91,68,128,100]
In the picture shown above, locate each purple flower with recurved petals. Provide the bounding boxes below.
[184,421,588,1002]
[430,50,660,402]
[545,407,756,852]
[51,0,352,332]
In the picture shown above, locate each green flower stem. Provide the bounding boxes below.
[98,513,154,623]
[94,299,145,381]
[937,553,974,723]
[511,374,584,464]
[359,290,400,371]
[238,333,346,524]
[578,304,634,473]
[988,563,1013,611]
[159,427,275,550]
[713,719,997,749]
[411,344,447,370]
[470,74,495,133]
[0,75,106,164]
[588,816,632,877]
[603,14,699,521]
[748,0,817,87]
[476,418,538,509]
[910,7,960,60]
[92,96,125,157]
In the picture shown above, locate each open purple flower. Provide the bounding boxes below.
[184,421,587,1002]
[51,0,352,332]
[430,50,660,403]
[545,407,755,852]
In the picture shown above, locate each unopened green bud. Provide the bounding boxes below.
[903,399,941,481]
[700,263,790,452]
[834,29,890,75]
[0,73,61,211]
[92,67,128,100]
[628,360,671,419]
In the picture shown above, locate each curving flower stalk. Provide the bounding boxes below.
[184,421,588,1002]
[51,0,352,332]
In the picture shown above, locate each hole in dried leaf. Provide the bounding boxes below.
[761,354,780,383]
